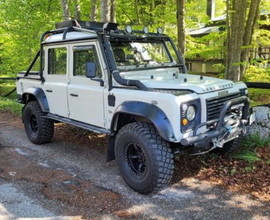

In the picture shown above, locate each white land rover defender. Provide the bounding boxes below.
[16,21,254,194]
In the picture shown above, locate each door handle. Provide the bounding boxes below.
[46,89,53,93]
[70,93,78,97]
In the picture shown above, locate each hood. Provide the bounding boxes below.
[121,72,234,94]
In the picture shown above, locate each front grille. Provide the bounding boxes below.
[206,92,241,121]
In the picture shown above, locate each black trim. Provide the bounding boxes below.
[21,87,49,112]
[108,94,116,107]
[46,113,111,135]
[167,38,187,73]
[111,101,176,142]
[25,51,40,77]
[246,82,270,89]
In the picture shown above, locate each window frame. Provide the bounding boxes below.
[73,45,102,78]
[48,47,68,75]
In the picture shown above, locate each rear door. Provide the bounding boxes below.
[67,41,105,127]
[43,45,69,117]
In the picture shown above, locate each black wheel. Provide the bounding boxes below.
[115,122,174,194]
[23,101,54,144]
[214,135,243,155]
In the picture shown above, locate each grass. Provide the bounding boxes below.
[248,88,270,106]
[0,78,21,115]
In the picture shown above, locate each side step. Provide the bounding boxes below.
[45,113,111,135]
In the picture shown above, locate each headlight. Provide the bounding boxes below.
[187,105,196,121]
[181,99,201,133]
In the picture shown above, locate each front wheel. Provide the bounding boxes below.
[115,122,174,194]
[23,101,54,144]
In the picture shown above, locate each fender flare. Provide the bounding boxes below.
[111,101,176,142]
[22,87,49,112]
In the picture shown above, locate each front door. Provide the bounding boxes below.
[67,42,105,127]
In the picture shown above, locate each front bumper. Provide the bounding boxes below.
[180,96,250,146]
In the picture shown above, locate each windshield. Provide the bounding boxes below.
[111,40,179,69]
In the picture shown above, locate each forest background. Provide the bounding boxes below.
[0,0,269,82]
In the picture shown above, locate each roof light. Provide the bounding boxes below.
[125,25,132,34]
[157,27,163,34]
[143,26,149,34]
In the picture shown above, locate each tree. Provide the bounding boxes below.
[240,0,261,78]
[111,0,117,23]
[100,0,111,22]
[176,0,186,59]
[226,0,262,81]
[91,0,98,21]
[61,0,71,21]
[226,0,248,81]
[74,0,81,20]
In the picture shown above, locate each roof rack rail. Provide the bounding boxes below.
[55,20,118,32]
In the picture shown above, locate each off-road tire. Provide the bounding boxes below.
[115,122,174,194]
[214,135,243,155]
[23,101,54,144]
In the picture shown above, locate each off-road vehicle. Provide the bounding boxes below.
[16,21,254,194]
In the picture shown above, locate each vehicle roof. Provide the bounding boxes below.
[44,31,98,43]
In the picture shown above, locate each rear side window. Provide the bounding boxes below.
[48,47,67,75]
[73,45,102,78]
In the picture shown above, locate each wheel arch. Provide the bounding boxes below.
[22,87,49,112]
[107,101,176,162]
[111,101,176,142]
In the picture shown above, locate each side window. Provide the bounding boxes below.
[73,45,102,78]
[48,47,67,75]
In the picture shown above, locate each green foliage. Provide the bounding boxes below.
[0,97,21,115]
[186,28,226,60]
[0,0,62,76]
[232,134,270,164]
[243,65,270,83]
[248,88,270,106]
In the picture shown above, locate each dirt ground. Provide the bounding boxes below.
[0,111,269,220]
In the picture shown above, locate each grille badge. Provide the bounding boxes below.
[218,90,229,97]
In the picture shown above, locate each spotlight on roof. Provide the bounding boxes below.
[125,25,132,34]
[143,26,149,34]
[157,27,163,35]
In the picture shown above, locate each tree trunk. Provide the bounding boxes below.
[91,0,97,21]
[100,0,111,22]
[111,0,117,23]
[225,0,248,81]
[176,0,186,61]
[74,0,81,21]
[61,0,70,21]
[240,0,261,79]
[134,0,141,24]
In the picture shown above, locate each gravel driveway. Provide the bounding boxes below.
[0,112,269,220]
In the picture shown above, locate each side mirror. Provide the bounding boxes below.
[86,62,96,78]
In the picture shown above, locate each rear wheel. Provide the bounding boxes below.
[115,122,174,194]
[23,101,54,144]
